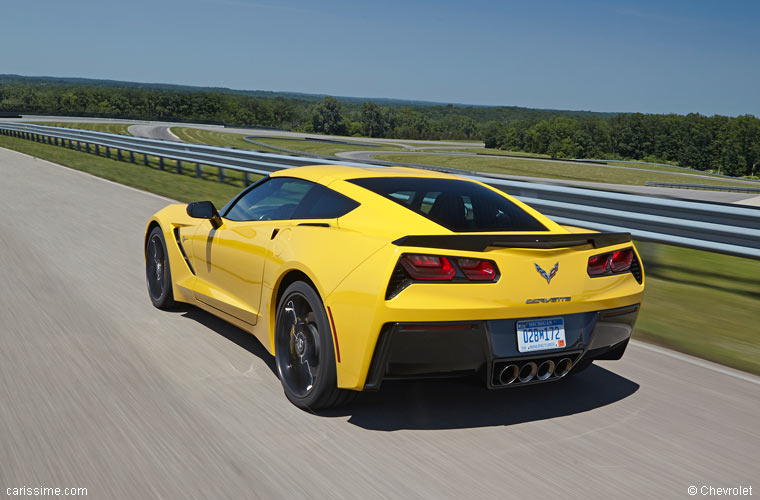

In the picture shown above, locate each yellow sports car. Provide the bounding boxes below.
[145,165,644,410]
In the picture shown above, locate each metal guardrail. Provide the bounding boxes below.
[645,181,760,194]
[1,122,759,259]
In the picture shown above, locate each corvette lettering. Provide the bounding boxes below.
[525,297,571,304]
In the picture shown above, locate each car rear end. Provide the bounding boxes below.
[372,236,642,387]
[321,172,644,391]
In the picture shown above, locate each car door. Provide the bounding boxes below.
[189,177,314,326]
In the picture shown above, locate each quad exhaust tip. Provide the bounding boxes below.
[536,360,555,381]
[498,364,519,385]
[495,356,576,386]
[554,358,573,378]
[518,362,537,383]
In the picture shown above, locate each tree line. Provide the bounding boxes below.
[1,79,757,177]
[0,80,607,142]
[481,113,760,177]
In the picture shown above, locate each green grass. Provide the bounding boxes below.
[171,127,280,152]
[405,149,760,181]
[251,137,404,156]
[450,148,551,158]
[0,134,251,207]
[634,242,760,375]
[172,127,405,156]
[373,153,756,187]
[29,121,134,136]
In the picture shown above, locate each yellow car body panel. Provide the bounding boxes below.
[145,165,644,391]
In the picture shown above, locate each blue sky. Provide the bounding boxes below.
[2,0,758,115]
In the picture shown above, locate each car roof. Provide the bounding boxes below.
[269,164,461,184]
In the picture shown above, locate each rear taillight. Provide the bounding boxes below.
[587,253,610,276]
[400,254,456,281]
[610,248,633,273]
[456,258,497,281]
[588,248,635,277]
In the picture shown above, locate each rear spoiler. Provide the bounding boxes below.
[392,232,631,252]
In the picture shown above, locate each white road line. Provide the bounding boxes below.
[630,340,760,385]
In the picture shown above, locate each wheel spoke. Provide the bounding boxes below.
[276,292,322,398]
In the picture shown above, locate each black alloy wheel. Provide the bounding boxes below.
[274,281,355,410]
[146,227,175,310]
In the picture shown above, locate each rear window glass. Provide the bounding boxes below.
[348,177,548,232]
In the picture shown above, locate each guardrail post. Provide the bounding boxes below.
[129,151,134,163]
[105,146,110,158]
[95,144,100,155]
[77,141,81,151]
[218,167,225,183]
[244,172,250,185]
[117,149,123,161]
[159,157,165,170]
[195,163,202,178]
[177,159,183,174]
[86,143,91,153]
[143,154,149,166]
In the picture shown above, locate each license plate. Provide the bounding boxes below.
[516,317,566,352]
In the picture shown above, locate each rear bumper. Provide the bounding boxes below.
[364,304,639,390]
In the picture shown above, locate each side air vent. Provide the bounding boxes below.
[173,228,196,275]
[385,262,412,300]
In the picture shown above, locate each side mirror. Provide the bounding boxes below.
[187,201,222,228]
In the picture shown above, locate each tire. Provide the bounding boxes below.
[274,281,356,410]
[145,226,176,310]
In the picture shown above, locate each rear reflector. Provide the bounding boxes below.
[401,323,477,331]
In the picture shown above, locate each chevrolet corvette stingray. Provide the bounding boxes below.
[144,165,644,410]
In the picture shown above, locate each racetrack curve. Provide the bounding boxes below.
[127,124,183,142]
[0,147,758,499]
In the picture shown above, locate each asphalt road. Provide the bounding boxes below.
[0,147,758,499]
[127,124,183,142]
[11,116,483,149]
